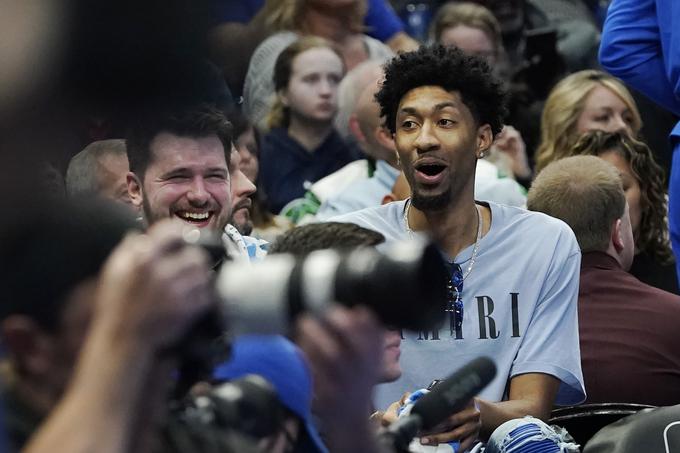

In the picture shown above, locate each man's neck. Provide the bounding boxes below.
[288,117,333,153]
[407,195,489,259]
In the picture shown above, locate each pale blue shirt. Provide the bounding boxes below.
[332,200,585,409]
[315,160,400,220]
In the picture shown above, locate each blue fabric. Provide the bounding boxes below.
[485,417,579,453]
[213,335,328,453]
[365,0,405,41]
[600,0,680,283]
[259,128,358,214]
[213,0,264,24]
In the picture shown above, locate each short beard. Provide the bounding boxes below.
[411,188,452,212]
[233,217,253,236]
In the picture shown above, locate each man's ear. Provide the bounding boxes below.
[476,124,494,158]
[375,125,396,151]
[127,172,143,209]
[382,193,396,205]
[611,218,625,253]
[1,316,54,376]
[348,113,367,144]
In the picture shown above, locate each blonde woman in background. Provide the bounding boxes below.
[535,69,642,173]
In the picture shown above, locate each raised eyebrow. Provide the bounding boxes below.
[399,102,459,116]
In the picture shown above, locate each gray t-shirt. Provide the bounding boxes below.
[331,200,585,409]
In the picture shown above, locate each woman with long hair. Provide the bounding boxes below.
[569,130,677,293]
[535,70,642,173]
[258,36,358,214]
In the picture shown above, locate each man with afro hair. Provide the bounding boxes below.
[331,45,585,450]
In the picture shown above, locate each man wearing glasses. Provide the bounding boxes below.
[332,44,585,450]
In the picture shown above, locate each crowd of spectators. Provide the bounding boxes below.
[2,0,680,451]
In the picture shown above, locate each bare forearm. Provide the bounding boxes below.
[476,398,551,440]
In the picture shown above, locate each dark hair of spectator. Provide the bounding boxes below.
[0,198,139,332]
[126,104,233,177]
[269,222,385,256]
[375,44,507,135]
[569,130,673,265]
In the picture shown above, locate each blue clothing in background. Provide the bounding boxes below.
[599,0,680,283]
[213,0,404,41]
[259,128,359,214]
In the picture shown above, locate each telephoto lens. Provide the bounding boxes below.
[216,238,448,334]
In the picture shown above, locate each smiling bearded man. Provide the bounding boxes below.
[127,104,234,233]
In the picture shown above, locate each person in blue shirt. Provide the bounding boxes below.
[599,0,680,283]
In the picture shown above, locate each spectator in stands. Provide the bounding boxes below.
[127,104,268,262]
[430,2,532,181]
[430,2,505,70]
[528,155,680,406]
[334,59,386,142]
[332,44,585,450]
[227,109,292,242]
[535,69,641,173]
[243,0,393,130]
[316,73,401,219]
[567,131,677,293]
[259,37,359,214]
[66,139,137,211]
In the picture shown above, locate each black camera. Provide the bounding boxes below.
[164,375,284,453]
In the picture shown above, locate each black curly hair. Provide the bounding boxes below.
[375,44,508,136]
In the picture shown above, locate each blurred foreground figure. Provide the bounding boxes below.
[0,199,216,453]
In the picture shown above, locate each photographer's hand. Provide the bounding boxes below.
[295,305,385,453]
[23,221,214,453]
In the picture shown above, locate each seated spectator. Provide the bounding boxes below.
[430,2,506,72]
[227,109,293,242]
[527,155,680,406]
[242,0,393,130]
[535,69,641,173]
[567,131,677,293]
[334,59,386,142]
[429,2,532,181]
[65,139,137,211]
[316,72,400,220]
[259,37,359,214]
[332,44,585,449]
[210,0,415,101]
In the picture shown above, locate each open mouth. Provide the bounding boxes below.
[414,160,448,184]
[175,210,213,226]
[416,163,447,177]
